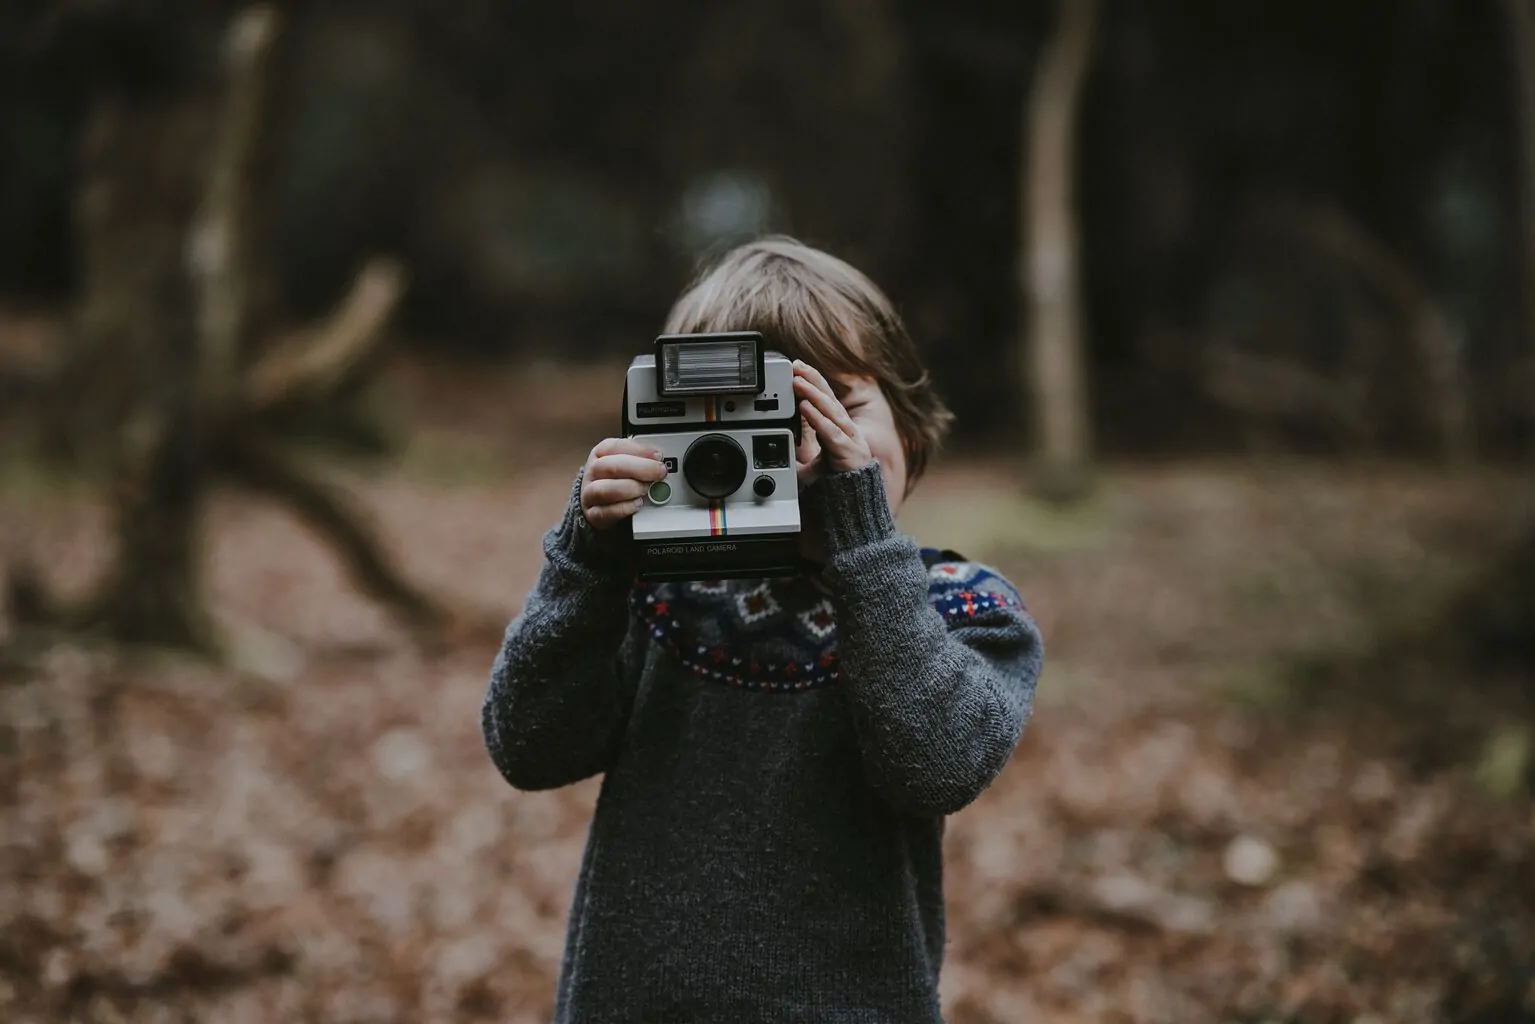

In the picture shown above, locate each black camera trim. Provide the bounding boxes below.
[653,331,769,398]
[635,533,803,583]
[625,412,802,438]
[621,380,801,440]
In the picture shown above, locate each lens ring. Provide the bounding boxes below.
[682,434,748,500]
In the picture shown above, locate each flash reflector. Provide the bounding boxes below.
[656,332,765,396]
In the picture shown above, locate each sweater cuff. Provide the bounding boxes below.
[546,469,631,572]
[811,461,897,553]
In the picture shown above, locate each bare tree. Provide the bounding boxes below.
[1021,0,1098,500]
[10,5,443,656]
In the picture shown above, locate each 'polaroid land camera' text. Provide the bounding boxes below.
[623,332,800,581]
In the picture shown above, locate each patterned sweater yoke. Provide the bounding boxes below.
[481,462,1044,1024]
[633,552,1028,693]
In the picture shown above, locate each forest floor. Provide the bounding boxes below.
[2,355,1533,1024]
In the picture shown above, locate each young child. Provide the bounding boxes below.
[482,237,1043,1022]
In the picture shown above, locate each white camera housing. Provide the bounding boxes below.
[623,332,802,581]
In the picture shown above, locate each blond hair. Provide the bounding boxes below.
[662,237,953,489]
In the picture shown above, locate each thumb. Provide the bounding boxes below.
[796,422,821,485]
[797,419,819,462]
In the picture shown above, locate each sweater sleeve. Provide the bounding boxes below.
[481,471,645,792]
[810,462,1044,818]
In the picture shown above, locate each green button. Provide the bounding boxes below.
[648,480,672,504]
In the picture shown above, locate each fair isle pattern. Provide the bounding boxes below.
[927,560,983,586]
[797,598,837,642]
[634,583,840,692]
[930,588,1022,624]
[733,581,782,627]
[922,550,1028,626]
[630,548,1029,693]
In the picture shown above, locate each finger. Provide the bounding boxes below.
[797,410,820,452]
[582,477,651,507]
[795,380,860,444]
[593,437,665,460]
[794,362,853,421]
[583,497,645,529]
[796,444,823,487]
[796,408,821,463]
[800,396,848,445]
[791,359,837,399]
[588,453,668,482]
[793,375,860,438]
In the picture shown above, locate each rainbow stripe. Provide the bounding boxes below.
[703,398,723,534]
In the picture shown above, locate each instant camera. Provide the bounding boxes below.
[623,331,801,582]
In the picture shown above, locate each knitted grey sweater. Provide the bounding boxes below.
[482,463,1043,1023]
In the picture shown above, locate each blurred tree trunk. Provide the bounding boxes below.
[1429,0,1535,681]
[68,8,281,651]
[1507,0,1535,452]
[73,92,219,648]
[1021,0,1097,501]
[11,5,443,656]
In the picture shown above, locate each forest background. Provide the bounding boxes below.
[1,1,1533,1021]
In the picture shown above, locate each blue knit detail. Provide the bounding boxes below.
[920,548,1028,625]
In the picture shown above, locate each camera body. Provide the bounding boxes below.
[623,332,802,582]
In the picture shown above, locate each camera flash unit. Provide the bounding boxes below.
[656,332,765,397]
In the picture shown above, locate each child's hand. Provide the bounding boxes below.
[792,360,873,489]
[580,438,668,530]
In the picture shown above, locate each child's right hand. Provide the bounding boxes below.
[580,438,668,530]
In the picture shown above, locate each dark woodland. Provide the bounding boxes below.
[1,1,1533,1021]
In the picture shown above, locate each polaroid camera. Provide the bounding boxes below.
[623,331,801,582]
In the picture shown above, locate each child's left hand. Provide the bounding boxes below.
[792,360,873,489]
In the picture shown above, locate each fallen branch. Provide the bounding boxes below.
[219,436,445,634]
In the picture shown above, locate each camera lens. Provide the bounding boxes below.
[683,434,748,500]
